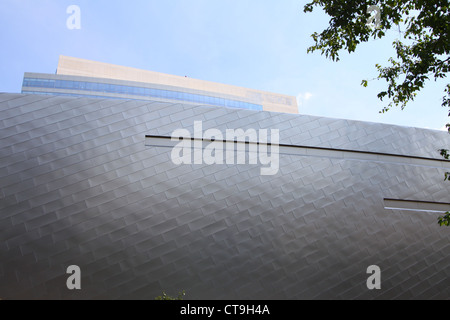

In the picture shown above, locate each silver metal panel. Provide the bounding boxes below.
[0,93,450,300]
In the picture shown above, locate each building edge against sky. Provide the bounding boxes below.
[2,55,450,300]
[1,91,449,299]
[24,55,297,114]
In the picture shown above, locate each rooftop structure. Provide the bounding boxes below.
[22,56,298,114]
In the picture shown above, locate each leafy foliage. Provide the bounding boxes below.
[438,212,450,226]
[438,148,450,226]
[303,0,449,113]
[155,290,186,300]
[304,1,450,226]
[439,148,450,181]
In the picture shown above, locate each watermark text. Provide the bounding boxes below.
[170,121,280,176]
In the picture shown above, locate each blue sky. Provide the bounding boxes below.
[0,0,448,131]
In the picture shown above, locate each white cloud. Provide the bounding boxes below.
[297,92,313,107]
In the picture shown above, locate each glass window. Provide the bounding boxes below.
[21,80,262,111]
[109,84,118,93]
[222,99,228,107]
[118,85,127,94]
[62,81,75,89]
[68,81,76,89]
[56,80,64,89]
[55,80,64,89]
[85,82,94,91]
[33,79,43,87]
[97,83,105,92]
[169,91,177,99]
[125,86,133,95]
[69,81,79,90]
[117,85,126,94]
[27,80,34,87]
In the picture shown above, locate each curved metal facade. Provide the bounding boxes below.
[0,93,449,299]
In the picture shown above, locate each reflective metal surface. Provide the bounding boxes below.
[1,93,449,299]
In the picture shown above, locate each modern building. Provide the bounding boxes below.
[22,56,298,114]
[0,57,450,300]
